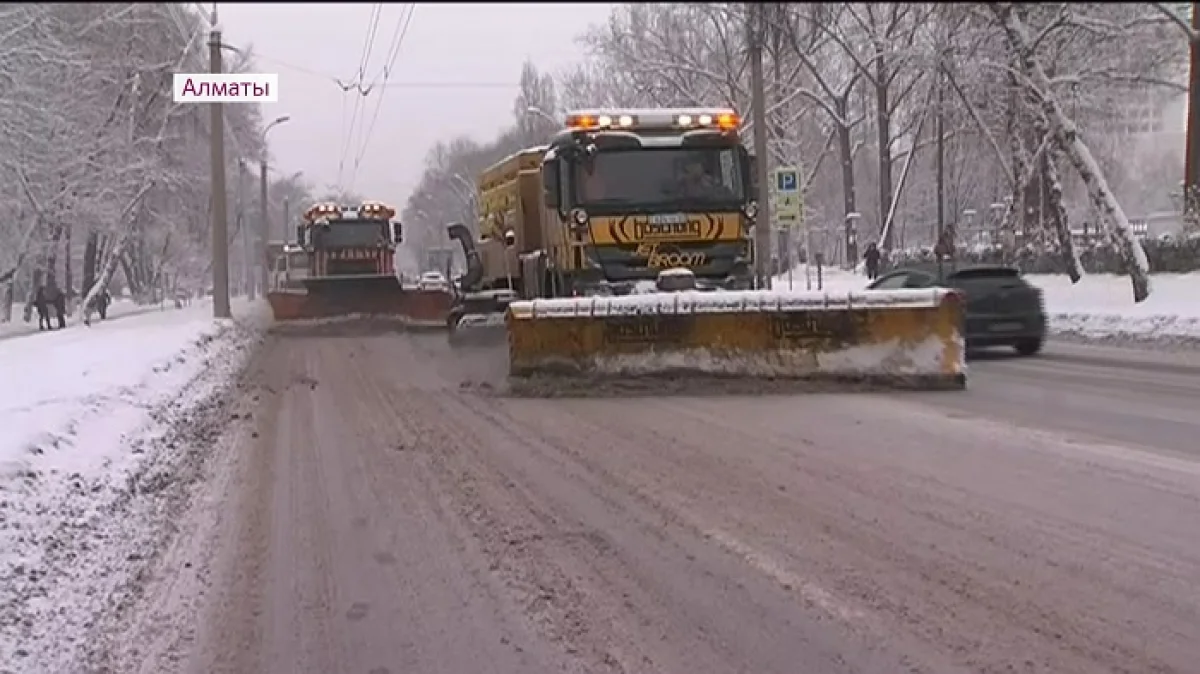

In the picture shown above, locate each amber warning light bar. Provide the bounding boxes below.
[173,74,279,103]
[565,109,739,132]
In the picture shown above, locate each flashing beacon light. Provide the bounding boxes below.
[303,202,343,223]
[564,112,639,131]
[675,110,740,130]
[359,201,396,220]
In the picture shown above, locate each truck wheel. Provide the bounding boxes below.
[1014,338,1043,357]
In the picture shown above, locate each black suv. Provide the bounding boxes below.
[867,264,1047,356]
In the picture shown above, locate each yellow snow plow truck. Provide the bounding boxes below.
[447,107,966,388]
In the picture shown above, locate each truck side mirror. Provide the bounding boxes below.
[742,147,758,197]
[390,221,403,245]
[295,225,306,247]
[542,157,560,210]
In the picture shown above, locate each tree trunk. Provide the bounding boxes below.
[995,3,1151,302]
[82,230,99,296]
[835,96,858,267]
[875,46,895,250]
[1,282,12,322]
[82,181,156,322]
[1043,142,1083,282]
[120,254,141,300]
[63,223,74,307]
[1003,68,1028,261]
[44,225,64,286]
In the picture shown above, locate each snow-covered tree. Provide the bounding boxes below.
[0,3,289,322]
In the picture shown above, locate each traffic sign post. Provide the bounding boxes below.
[771,166,802,224]
[769,166,806,288]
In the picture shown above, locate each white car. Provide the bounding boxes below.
[417,271,449,292]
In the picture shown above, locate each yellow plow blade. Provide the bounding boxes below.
[506,289,966,389]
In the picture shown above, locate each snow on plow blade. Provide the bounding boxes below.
[506,288,967,389]
[267,277,451,328]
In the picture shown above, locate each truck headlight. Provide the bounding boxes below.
[743,200,758,220]
[571,208,589,226]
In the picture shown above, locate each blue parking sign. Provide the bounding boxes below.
[776,169,798,193]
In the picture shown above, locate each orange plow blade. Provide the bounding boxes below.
[267,277,451,328]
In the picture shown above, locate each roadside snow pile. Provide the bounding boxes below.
[774,264,1199,343]
[1025,273,1200,342]
[0,299,269,672]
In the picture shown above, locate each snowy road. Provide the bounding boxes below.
[945,342,1200,459]
[98,328,1200,674]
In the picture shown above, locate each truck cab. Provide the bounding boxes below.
[294,201,404,281]
[537,108,758,296]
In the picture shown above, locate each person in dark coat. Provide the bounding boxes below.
[32,286,51,330]
[96,289,111,320]
[43,280,66,329]
[863,242,882,280]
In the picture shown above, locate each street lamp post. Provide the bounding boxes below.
[259,115,290,297]
[208,29,231,318]
[279,170,302,241]
[523,106,557,144]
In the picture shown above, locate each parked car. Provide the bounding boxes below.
[417,271,449,292]
[867,263,1047,356]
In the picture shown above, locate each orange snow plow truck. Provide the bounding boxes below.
[266,200,451,324]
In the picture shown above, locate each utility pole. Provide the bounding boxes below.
[747,2,772,289]
[1185,1,1200,217]
[283,196,290,242]
[259,159,269,297]
[935,55,946,253]
[208,29,231,318]
[237,159,250,298]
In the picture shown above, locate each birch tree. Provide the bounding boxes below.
[990,3,1153,301]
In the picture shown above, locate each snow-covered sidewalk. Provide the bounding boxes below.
[0,298,155,341]
[773,265,1200,343]
[0,297,269,671]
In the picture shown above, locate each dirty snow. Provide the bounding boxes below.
[542,333,961,380]
[778,264,1200,343]
[0,297,268,672]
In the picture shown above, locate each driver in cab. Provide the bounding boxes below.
[674,160,726,199]
[580,163,607,201]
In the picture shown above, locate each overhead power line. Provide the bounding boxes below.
[252,53,520,90]
[337,3,384,189]
[350,3,417,191]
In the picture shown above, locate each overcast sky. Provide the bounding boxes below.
[217,2,613,203]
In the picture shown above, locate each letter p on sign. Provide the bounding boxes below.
[173,74,279,103]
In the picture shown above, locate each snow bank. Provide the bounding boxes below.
[0,298,269,671]
[1025,273,1200,342]
[772,263,1200,343]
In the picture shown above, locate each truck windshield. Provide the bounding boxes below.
[572,147,744,211]
[310,219,388,248]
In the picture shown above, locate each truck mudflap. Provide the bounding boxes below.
[504,288,967,389]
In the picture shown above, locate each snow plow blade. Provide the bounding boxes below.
[267,277,451,328]
[505,288,967,389]
[447,289,518,348]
